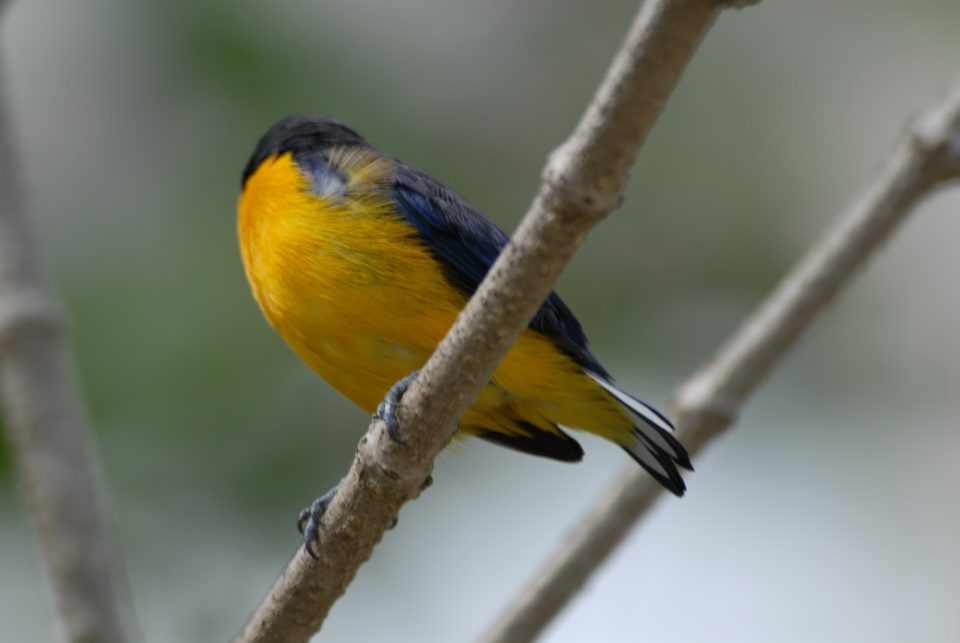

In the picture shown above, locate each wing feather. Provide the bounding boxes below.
[389,163,606,375]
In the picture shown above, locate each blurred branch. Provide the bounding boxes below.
[478,84,960,643]
[0,37,130,643]
[234,1,756,641]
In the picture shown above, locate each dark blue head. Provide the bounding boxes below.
[241,115,369,188]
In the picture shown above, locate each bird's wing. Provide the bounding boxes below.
[389,163,606,376]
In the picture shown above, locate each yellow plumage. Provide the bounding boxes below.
[238,151,631,445]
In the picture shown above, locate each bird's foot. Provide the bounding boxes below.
[297,481,341,559]
[375,370,419,442]
[297,372,422,557]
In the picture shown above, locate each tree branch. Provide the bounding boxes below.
[234,1,755,641]
[0,37,130,643]
[477,84,960,643]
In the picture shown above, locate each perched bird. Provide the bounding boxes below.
[238,115,692,502]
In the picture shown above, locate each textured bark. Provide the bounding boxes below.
[478,85,960,643]
[0,40,130,643]
[232,1,755,641]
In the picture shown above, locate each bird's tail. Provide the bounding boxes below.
[587,372,692,496]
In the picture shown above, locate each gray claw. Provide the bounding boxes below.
[297,482,341,559]
[375,371,419,442]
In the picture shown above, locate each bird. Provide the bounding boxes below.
[237,115,692,513]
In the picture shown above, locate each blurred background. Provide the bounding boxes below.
[2,0,959,640]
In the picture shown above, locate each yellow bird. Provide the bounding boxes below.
[238,116,690,546]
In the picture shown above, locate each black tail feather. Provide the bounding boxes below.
[474,422,584,463]
[621,441,687,497]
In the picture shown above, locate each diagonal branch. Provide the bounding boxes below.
[0,30,131,643]
[233,1,757,641]
[477,84,960,643]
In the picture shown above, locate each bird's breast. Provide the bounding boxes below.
[237,153,465,409]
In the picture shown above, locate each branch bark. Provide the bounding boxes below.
[234,1,756,641]
[0,37,130,643]
[477,84,960,643]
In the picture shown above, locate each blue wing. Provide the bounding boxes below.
[389,162,607,376]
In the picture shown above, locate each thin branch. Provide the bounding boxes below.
[234,1,754,641]
[477,84,960,643]
[0,39,130,643]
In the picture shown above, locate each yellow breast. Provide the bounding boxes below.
[237,151,467,412]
